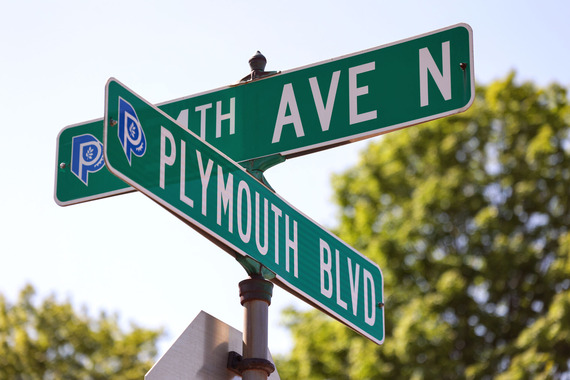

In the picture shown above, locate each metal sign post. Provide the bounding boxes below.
[228,275,275,379]
[146,310,281,379]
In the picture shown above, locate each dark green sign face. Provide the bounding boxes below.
[55,23,474,206]
[158,23,473,161]
[54,121,134,206]
[104,79,385,344]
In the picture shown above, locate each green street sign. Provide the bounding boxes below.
[54,120,134,206]
[56,23,474,206]
[104,78,385,344]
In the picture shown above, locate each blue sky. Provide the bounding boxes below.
[1,0,569,359]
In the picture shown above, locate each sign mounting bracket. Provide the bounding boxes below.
[240,154,286,192]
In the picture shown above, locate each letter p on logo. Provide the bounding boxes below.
[71,134,105,185]
[118,97,146,164]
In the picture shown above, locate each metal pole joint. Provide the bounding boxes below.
[229,275,275,379]
[227,351,275,377]
[239,276,273,305]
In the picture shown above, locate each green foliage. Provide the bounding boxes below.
[276,73,570,379]
[0,285,163,379]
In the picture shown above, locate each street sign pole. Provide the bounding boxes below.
[233,55,278,379]
[146,310,281,379]
[227,275,275,380]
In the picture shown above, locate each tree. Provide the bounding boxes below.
[0,284,163,379]
[276,73,570,379]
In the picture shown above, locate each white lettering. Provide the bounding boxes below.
[217,165,233,232]
[195,103,212,139]
[320,239,333,298]
[349,62,377,125]
[159,127,176,189]
[271,204,282,264]
[272,83,305,143]
[237,180,251,243]
[216,98,235,138]
[285,215,299,278]
[176,109,189,130]
[347,258,360,316]
[335,249,347,309]
[309,70,341,132]
[196,150,213,216]
[255,193,269,256]
[364,269,376,326]
[179,141,194,208]
[419,41,451,107]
